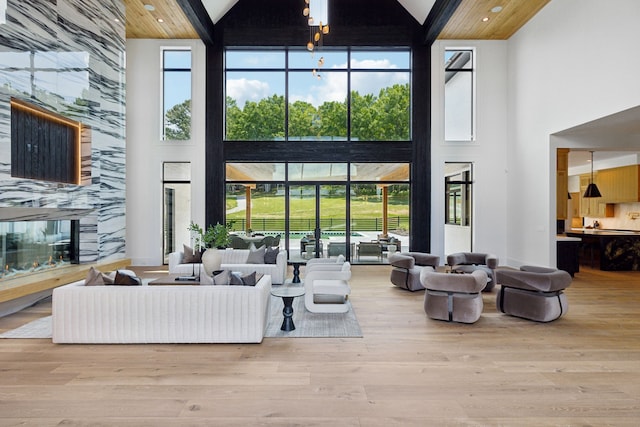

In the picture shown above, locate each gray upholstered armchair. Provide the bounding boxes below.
[420,269,487,323]
[389,252,440,291]
[446,252,498,292]
[495,265,572,322]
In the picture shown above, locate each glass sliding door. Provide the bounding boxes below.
[444,162,473,254]
[350,163,410,264]
[287,184,348,260]
[226,162,409,264]
[288,185,317,258]
[320,185,349,259]
[163,162,191,264]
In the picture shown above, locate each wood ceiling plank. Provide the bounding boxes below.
[438,0,551,40]
[124,0,198,39]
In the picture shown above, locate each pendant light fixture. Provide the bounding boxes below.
[303,0,330,79]
[583,151,602,198]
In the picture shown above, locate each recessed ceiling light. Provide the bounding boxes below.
[144,4,155,11]
[482,17,490,22]
[157,18,164,23]
[491,6,503,13]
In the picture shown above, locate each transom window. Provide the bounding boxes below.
[225,49,410,142]
[444,48,475,142]
[162,49,192,141]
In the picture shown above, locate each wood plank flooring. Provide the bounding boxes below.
[1,265,639,425]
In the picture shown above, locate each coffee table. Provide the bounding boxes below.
[149,274,201,286]
[270,284,305,331]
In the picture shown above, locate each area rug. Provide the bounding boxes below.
[0,296,363,340]
[0,316,52,339]
[265,295,362,338]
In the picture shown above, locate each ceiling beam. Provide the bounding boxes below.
[422,0,462,45]
[176,0,216,45]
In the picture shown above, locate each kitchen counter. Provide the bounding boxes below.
[568,228,640,236]
[564,230,640,271]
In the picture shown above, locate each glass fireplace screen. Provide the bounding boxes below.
[1,220,78,281]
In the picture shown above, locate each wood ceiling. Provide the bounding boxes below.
[438,0,551,39]
[124,0,550,40]
[124,0,198,39]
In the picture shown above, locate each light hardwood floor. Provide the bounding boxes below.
[1,265,639,426]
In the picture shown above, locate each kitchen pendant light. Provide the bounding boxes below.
[583,151,602,198]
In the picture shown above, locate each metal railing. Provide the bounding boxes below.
[228,216,408,233]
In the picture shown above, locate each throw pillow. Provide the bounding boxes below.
[230,272,243,286]
[212,270,231,286]
[243,272,265,286]
[247,245,266,264]
[264,246,279,264]
[241,271,257,286]
[199,272,213,285]
[183,244,202,263]
[84,266,114,286]
[111,270,142,286]
[229,271,263,286]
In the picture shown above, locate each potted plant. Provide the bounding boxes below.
[188,221,231,275]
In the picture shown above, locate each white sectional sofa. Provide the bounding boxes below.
[52,274,272,344]
[168,248,288,285]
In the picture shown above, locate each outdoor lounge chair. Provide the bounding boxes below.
[357,242,382,261]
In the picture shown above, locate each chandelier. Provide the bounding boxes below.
[303,0,329,79]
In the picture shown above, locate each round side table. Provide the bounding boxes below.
[270,284,305,331]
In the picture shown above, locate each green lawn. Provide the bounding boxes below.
[227,195,409,219]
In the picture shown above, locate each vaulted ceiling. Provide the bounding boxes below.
[124,0,551,40]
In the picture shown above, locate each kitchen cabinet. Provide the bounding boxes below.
[579,173,614,218]
[556,149,569,220]
[597,165,640,203]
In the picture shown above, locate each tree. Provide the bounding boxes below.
[231,95,285,140]
[225,97,245,140]
[164,99,191,140]
[376,84,410,140]
[318,100,347,139]
[223,83,410,142]
[289,100,317,139]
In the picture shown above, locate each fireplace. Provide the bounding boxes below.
[0,219,79,281]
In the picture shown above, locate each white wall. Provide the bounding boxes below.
[431,41,509,263]
[126,39,206,266]
[506,0,640,267]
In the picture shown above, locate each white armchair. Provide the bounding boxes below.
[304,261,351,313]
[305,255,345,272]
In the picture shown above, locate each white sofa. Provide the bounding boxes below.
[169,248,287,285]
[52,274,272,344]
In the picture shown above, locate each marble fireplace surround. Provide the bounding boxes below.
[0,1,127,268]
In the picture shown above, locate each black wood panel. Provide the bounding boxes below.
[224,141,412,163]
[177,0,216,46]
[11,101,78,184]
[204,40,227,228]
[221,0,419,47]
[410,43,431,253]
[423,0,463,45]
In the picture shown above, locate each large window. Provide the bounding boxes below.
[444,49,475,142]
[225,49,410,142]
[225,162,410,263]
[162,49,191,141]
